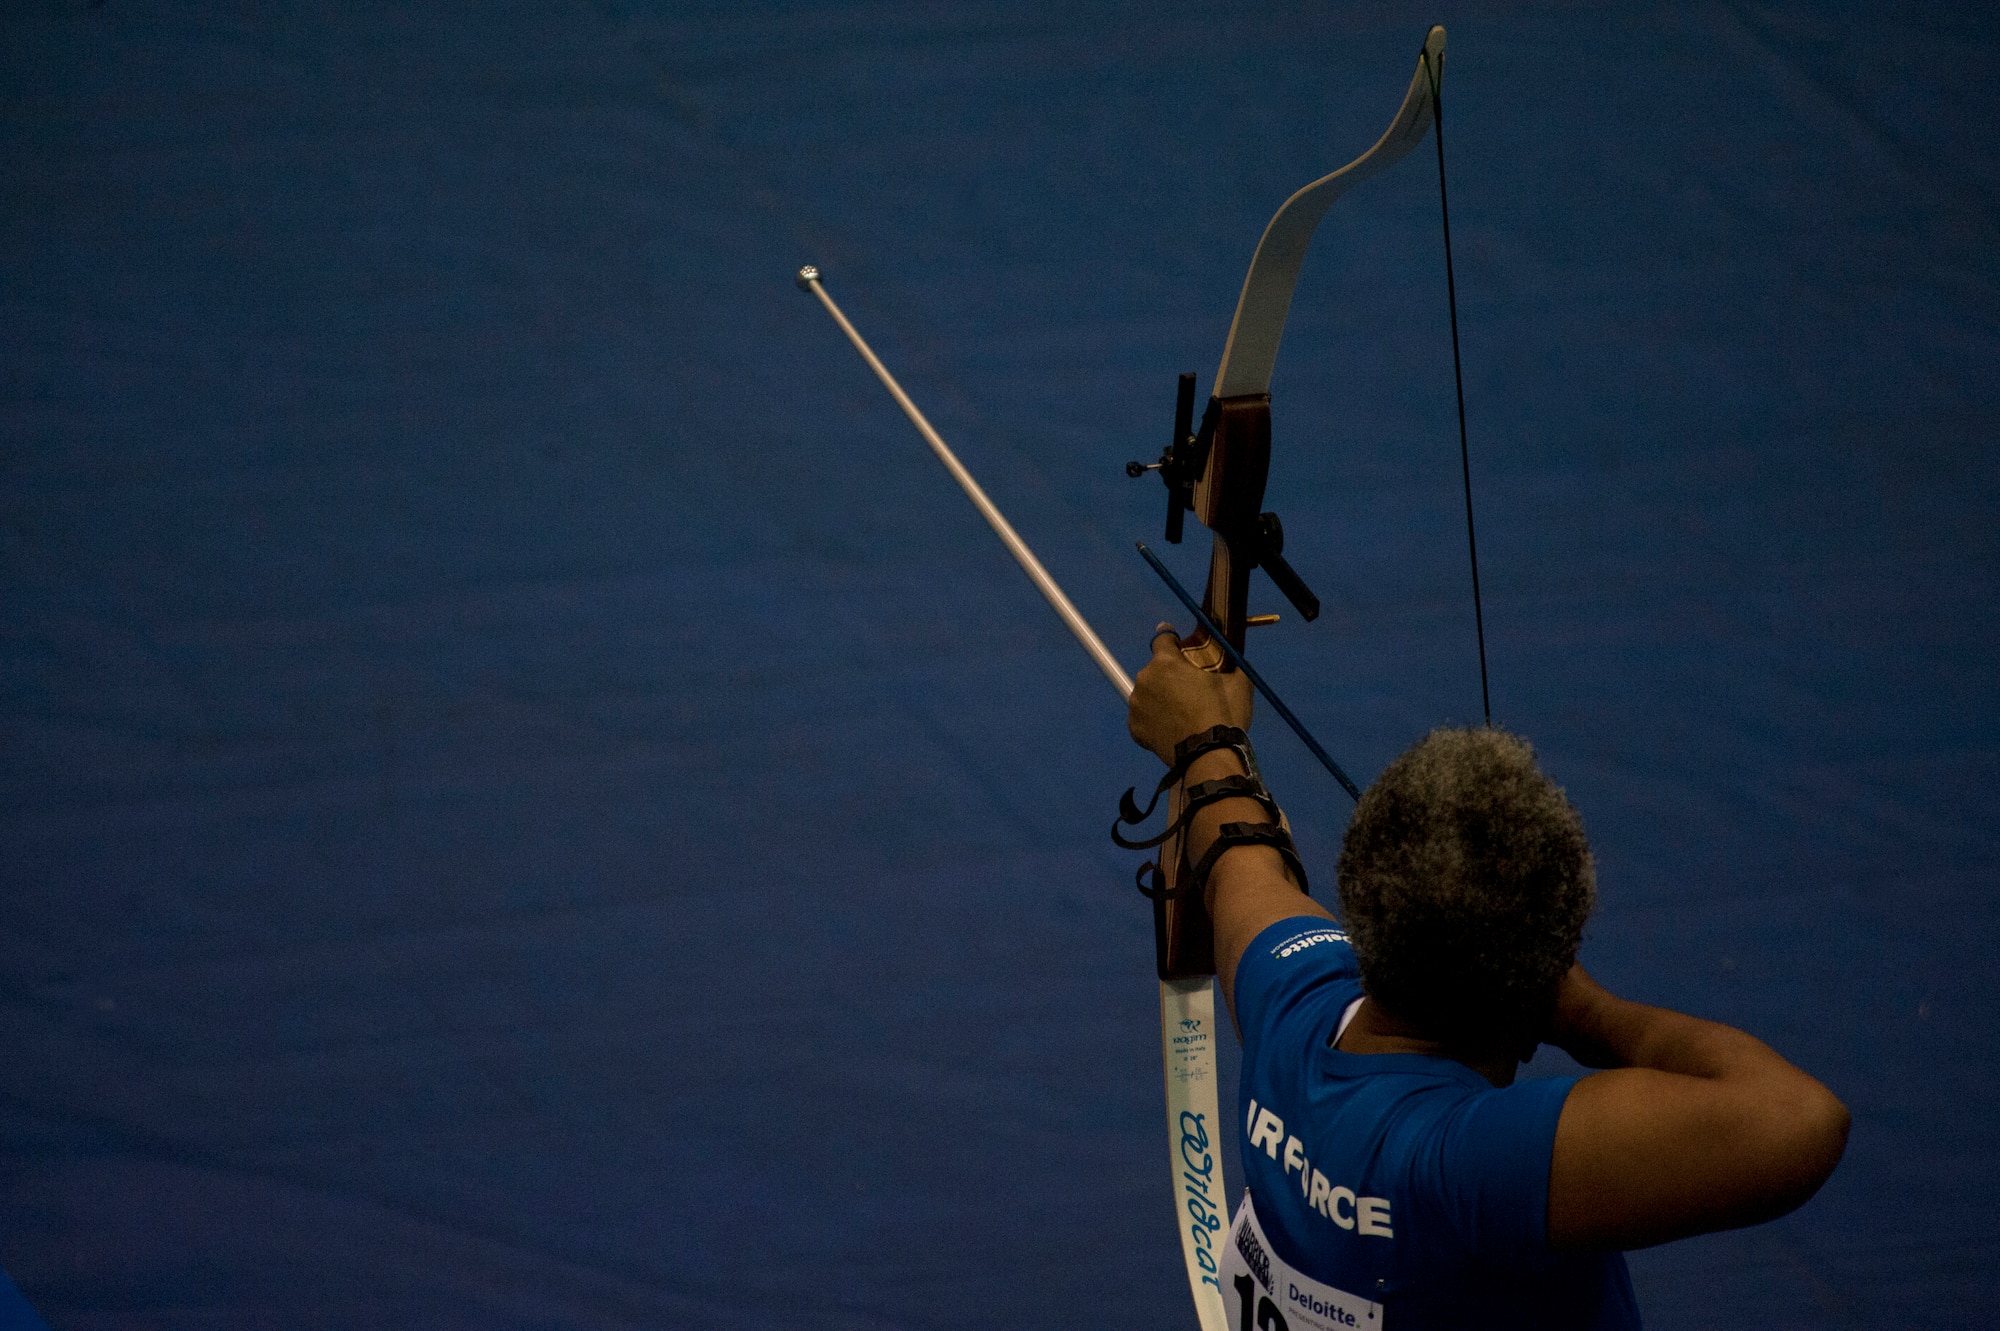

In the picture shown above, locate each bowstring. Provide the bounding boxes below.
[1425,48,1492,727]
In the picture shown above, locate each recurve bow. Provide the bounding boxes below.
[1134,25,1449,989]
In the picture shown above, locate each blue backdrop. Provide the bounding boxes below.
[2,2,1994,1327]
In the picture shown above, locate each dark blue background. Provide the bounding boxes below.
[3,2,1994,1326]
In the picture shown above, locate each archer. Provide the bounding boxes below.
[1125,628,1849,1329]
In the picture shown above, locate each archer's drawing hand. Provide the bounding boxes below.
[1128,623,1253,766]
[1544,964,1624,1068]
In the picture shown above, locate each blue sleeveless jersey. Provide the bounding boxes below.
[1234,917,1641,1329]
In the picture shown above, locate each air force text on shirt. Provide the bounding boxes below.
[1246,1099,1393,1238]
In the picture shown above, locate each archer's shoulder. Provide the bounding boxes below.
[1235,916,1360,1036]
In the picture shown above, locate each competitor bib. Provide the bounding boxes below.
[1221,1190,1383,1331]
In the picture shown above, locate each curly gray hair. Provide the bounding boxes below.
[1337,726,1594,1048]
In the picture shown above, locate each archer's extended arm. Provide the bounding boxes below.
[1128,627,1332,1015]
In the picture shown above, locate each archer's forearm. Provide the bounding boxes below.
[1181,748,1330,1012]
[1561,992,1787,1080]
[1181,748,1274,884]
[1555,969,1795,1081]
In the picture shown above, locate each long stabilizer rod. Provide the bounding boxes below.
[797,265,1134,698]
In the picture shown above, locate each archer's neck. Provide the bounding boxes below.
[1335,996,1520,1088]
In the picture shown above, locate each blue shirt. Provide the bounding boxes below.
[1234,917,1641,1329]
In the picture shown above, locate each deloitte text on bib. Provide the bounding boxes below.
[1220,1192,1382,1330]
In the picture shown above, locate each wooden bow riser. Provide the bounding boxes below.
[1156,392,1274,981]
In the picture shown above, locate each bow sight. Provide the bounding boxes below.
[1126,371,1321,635]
